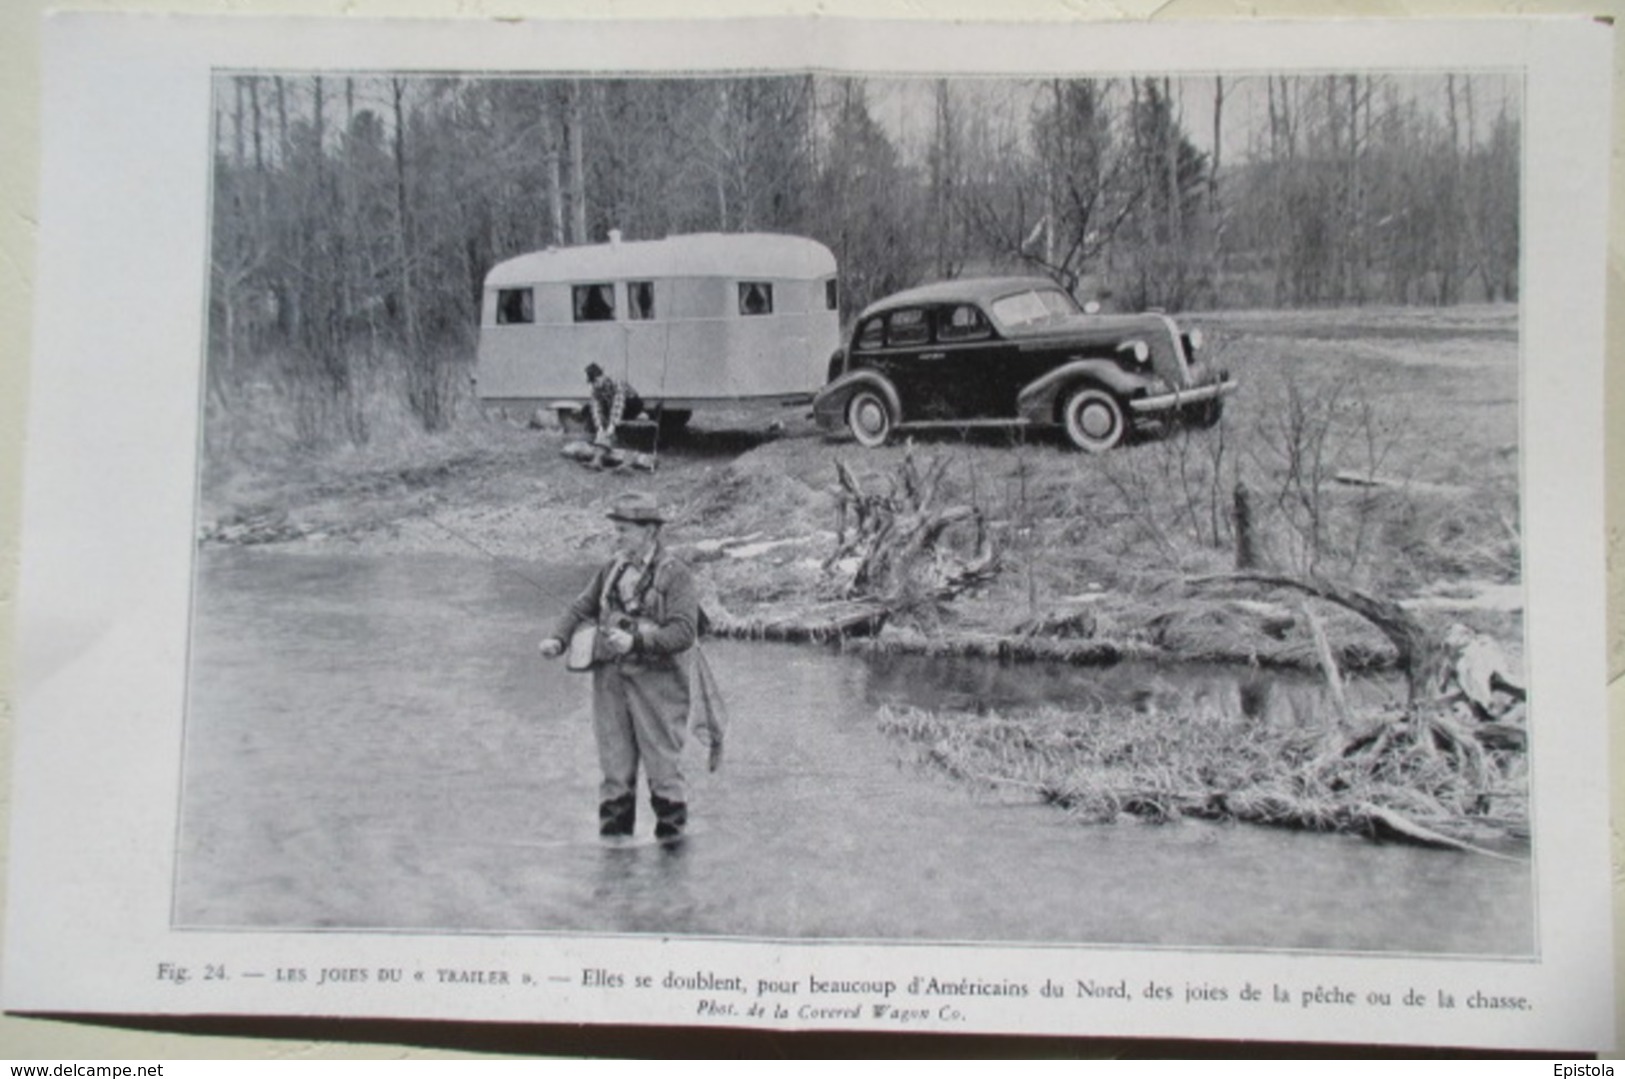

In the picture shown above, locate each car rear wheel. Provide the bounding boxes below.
[847,388,895,448]
[1062,385,1126,453]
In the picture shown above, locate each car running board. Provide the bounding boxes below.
[892,418,1040,430]
[888,416,1169,433]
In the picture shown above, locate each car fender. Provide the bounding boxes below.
[1017,358,1146,424]
[812,369,903,431]
[826,347,848,384]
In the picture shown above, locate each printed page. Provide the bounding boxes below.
[2,12,1613,1051]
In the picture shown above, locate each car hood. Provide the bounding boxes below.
[1001,312,1230,391]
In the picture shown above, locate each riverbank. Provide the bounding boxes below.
[198,306,1524,677]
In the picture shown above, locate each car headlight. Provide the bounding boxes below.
[1117,339,1150,364]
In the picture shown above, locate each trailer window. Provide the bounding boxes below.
[628,281,656,321]
[496,288,534,325]
[572,283,616,322]
[738,282,774,316]
[825,279,839,311]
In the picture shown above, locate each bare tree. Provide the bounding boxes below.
[564,82,588,244]
[203,70,1523,451]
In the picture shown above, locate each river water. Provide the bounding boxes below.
[175,549,1534,955]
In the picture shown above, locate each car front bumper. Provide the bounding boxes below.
[1129,378,1239,414]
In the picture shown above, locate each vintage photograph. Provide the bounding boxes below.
[177,66,1533,957]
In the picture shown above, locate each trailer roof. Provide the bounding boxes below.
[485,232,837,287]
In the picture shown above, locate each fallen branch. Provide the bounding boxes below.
[1332,471,1472,498]
[1357,803,1522,860]
[708,599,890,643]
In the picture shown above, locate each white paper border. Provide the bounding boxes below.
[3,13,1613,1051]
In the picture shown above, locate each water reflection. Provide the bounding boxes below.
[862,649,1406,726]
[174,549,1532,955]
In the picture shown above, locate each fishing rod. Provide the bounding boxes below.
[416,490,707,626]
[420,508,697,605]
[420,514,559,598]
[649,317,674,464]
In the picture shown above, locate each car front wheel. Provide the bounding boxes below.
[847,388,895,448]
[1062,385,1126,452]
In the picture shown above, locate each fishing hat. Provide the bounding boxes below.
[606,491,665,525]
[585,363,604,380]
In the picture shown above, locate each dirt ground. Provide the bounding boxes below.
[198,304,1523,672]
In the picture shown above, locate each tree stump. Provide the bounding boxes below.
[1233,481,1260,570]
[825,453,997,615]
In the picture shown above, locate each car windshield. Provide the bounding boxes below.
[990,287,1079,327]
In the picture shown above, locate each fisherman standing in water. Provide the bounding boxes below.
[539,492,699,841]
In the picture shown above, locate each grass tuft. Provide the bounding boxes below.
[878,693,1527,848]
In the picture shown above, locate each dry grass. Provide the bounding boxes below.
[879,696,1528,847]
[703,304,1522,660]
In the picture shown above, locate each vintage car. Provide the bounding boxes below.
[812,277,1235,452]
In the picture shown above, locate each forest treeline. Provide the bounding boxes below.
[208,72,1518,439]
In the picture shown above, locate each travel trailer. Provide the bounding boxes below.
[475,231,841,429]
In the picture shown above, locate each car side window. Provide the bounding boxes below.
[856,317,885,351]
[887,308,930,347]
[937,304,991,343]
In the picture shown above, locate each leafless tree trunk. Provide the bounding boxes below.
[312,75,325,172]
[931,78,958,278]
[232,77,246,168]
[1440,74,1463,304]
[249,77,263,172]
[274,75,288,161]
[390,78,418,350]
[1162,77,1184,301]
[566,82,588,244]
[546,146,564,246]
[1209,76,1226,299]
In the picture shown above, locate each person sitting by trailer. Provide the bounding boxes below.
[584,363,645,445]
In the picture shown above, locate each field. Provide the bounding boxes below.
[198,304,1526,844]
[200,303,1522,670]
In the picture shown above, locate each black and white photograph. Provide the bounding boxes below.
[181,66,1534,954]
[2,13,1613,1051]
